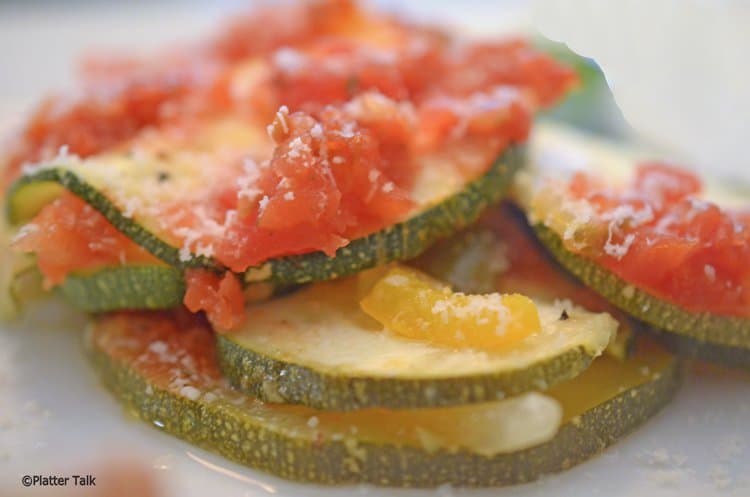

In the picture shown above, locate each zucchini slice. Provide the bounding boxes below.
[216,276,616,410]
[1,202,183,314]
[0,251,39,320]
[410,203,638,360]
[89,310,680,487]
[518,124,750,368]
[243,144,524,290]
[0,211,43,319]
[6,129,524,308]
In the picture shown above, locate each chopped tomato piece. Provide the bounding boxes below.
[12,192,158,288]
[213,102,416,272]
[184,270,246,331]
[415,89,532,176]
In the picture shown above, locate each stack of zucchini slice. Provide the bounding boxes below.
[88,306,680,486]
[3,123,698,486]
[5,137,525,312]
[84,219,683,486]
[10,1,749,486]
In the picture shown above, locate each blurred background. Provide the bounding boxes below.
[0,0,618,132]
[0,0,526,123]
[0,2,748,496]
[1,0,747,183]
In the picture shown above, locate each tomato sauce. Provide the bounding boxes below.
[183,270,246,331]
[94,310,221,385]
[567,163,750,317]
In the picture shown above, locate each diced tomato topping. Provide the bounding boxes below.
[6,0,577,330]
[270,41,412,113]
[183,270,246,331]
[210,0,359,63]
[1,66,236,188]
[414,89,532,177]
[633,162,703,209]
[11,192,159,288]
[435,41,578,106]
[269,37,577,115]
[567,163,750,317]
[213,101,416,271]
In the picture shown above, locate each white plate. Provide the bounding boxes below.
[0,2,748,496]
[1,300,748,496]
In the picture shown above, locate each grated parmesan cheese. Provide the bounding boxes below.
[430,293,511,337]
[310,123,324,139]
[10,223,39,244]
[604,232,635,260]
[559,198,596,246]
[704,264,717,283]
[21,144,81,176]
[258,195,270,215]
[178,244,192,262]
[194,242,215,258]
[272,47,306,72]
[277,106,289,133]
[174,227,203,263]
[287,137,311,159]
[122,197,140,219]
[148,341,168,355]
[338,121,357,139]
[224,209,237,227]
[237,158,262,201]
[180,385,201,401]
[600,204,653,260]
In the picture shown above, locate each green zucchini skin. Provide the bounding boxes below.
[7,146,524,310]
[216,336,597,411]
[89,319,681,487]
[59,266,185,312]
[533,224,750,369]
